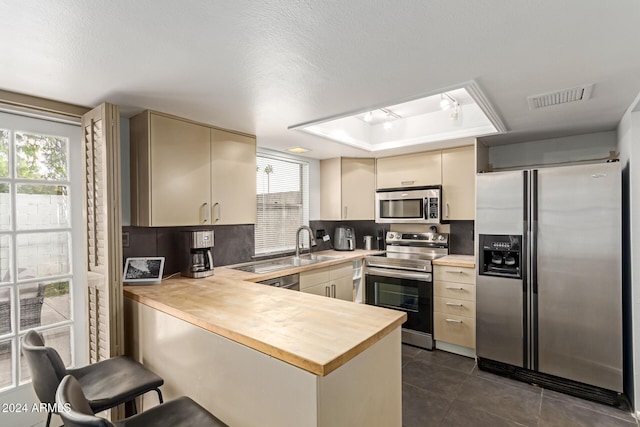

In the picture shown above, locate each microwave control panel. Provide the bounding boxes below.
[427,197,439,220]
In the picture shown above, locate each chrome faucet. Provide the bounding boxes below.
[295,225,317,258]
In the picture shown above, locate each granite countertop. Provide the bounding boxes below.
[124,249,405,377]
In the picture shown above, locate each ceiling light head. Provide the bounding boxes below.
[287,147,310,154]
[383,121,393,130]
[440,93,458,111]
[363,111,373,122]
[450,106,459,120]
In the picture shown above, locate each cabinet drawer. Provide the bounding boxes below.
[300,267,329,289]
[434,265,475,284]
[434,312,475,349]
[434,281,475,301]
[434,297,476,318]
[329,262,353,280]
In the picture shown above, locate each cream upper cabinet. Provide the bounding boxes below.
[131,112,210,226]
[320,157,375,220]
[130,111,256,226]
[211,129,256,225]
[376,151,441,189]
[441,145,475,220]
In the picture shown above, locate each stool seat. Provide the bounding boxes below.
[113,396,226,427]
[21,330,164,427]
[57,375,227,427]
[69,356,164,413]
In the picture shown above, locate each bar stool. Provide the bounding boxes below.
[56,375,227,427]
[21,330,164,427]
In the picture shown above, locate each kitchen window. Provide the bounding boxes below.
[255,154,309,255]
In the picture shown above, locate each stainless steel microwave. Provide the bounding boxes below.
[375,186,442,224]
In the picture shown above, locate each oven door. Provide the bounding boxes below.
[365,267,433,334]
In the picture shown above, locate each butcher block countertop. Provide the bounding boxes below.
[124,250,405,377]
[432,254,476,268]
[214,249,382,282]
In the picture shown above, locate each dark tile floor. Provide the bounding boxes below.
[402,344,637,427]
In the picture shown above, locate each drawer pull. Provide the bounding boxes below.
[401,180,415,185]
[445,286,465,291]
[445,318,463,324]
[445,302,463,307]
[445,270,465,274]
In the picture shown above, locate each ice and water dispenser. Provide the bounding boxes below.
[478,234,522,279]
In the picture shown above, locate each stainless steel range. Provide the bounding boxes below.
[364,231,448,350]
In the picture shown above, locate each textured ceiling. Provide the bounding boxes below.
[1,1,639,158]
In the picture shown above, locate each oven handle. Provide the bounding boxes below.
[365,267,432,282]
[365,261,430,273]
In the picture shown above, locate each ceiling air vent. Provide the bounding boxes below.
[527,84,594,110]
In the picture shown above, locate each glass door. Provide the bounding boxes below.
[0,110,85,399]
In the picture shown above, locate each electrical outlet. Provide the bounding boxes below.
[316,229,325,239]
[122,231,130,248]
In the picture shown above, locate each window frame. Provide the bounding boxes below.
[0,110,86,397]
[255,152,310,256]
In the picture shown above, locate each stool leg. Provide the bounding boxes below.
[45,411,51,427]
[155,388,164,404]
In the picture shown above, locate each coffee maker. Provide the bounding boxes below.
[181,230,214,278]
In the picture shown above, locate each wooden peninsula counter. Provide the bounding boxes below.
[124,259,406,427]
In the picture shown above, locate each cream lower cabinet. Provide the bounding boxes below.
[433,265,476,350]
[376,151,441,189]
[130,110,256,226]
[320,157,375,220]
[441,145,475,220]
[300,262,354,301]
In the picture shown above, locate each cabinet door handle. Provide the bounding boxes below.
[344,206,348,219]
[203,202,210,223]
[325,286,331,297]
[401,180,415,186]
[446,302,463,307]
[445,202,450,218]
[445,318,463,323]
[445,270,464,274]
[332,284,336,298]
[213,202,221,222]
[445,286,465,291]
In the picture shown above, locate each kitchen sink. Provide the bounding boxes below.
[296,254,342,262]
[230,253,343,274]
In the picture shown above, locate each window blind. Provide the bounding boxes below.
[255,154,309,255]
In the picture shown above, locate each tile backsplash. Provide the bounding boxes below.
[122,220,474,275]
[122,224,255,275]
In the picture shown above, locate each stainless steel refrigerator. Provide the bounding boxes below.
[476,162,623,402]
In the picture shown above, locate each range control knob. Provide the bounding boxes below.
[438,235,446,241]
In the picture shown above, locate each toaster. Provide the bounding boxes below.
[334,226,355,251]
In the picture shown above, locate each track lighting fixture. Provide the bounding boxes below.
[440,92,460,120]
[440,93,458,111]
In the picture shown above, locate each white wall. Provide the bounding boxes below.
[489,131,617,169]
[618,97,640,414]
